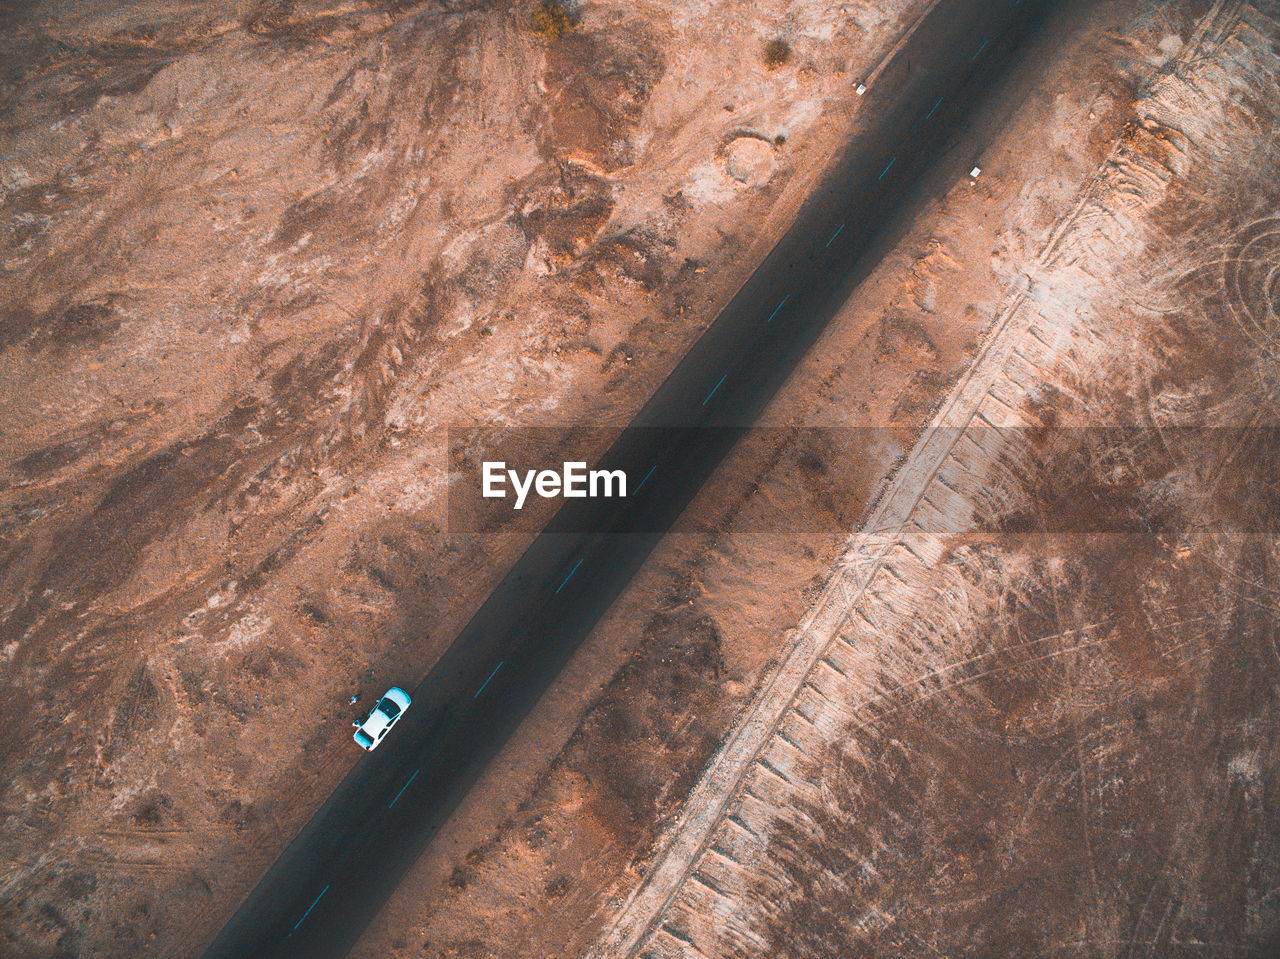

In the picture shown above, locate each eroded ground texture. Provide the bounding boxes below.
[352,1,1280,958]
[4,0,1280,957]
[0,0,925,954]
[593,1,1280,956]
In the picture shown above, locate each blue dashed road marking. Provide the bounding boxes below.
[702,373,728,406]
[635,464,657,493]
[554,559,584,595]
[291,886,330,935]
[474,661,504,697]
[389,770,420,809]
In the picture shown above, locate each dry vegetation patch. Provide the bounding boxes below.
[531,1,574,39]
[763,38,792,69]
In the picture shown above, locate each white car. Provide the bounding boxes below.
[352,687,412,751]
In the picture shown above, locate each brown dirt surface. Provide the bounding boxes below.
[593,1,1280,955]
[0,0,937,956]
[5,0,1279,957]
[345,1,1280,958]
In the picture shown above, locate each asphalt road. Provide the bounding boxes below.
[201,1,1053,955]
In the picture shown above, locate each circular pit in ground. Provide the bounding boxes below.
[723,137,776,185]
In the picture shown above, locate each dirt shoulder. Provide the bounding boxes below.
[0,1,940,956]
[346,1,1241,957]
[606,0,1280,955]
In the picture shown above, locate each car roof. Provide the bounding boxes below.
[360,709,392,737]
[382,686,411,709]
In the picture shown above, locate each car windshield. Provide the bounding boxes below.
[378,698,400,719]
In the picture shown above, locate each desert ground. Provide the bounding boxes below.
[1,0,930,953]
[3,0,1279,957]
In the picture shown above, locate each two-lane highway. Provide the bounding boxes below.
[202,1,1054,955]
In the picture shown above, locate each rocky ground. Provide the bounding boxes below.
[597,1,1280,956]
[3,0,1278,957]
[0,0,931,956]
[350,1,1280,957]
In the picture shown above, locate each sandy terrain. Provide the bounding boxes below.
[346,0,1280,957]
[0,0,939,956]
[4,0,1278,956]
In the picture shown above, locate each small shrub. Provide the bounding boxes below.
[448,863,473,889]
[764,38,792,69]
[531,1,572,38]
[774,133,787,146]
